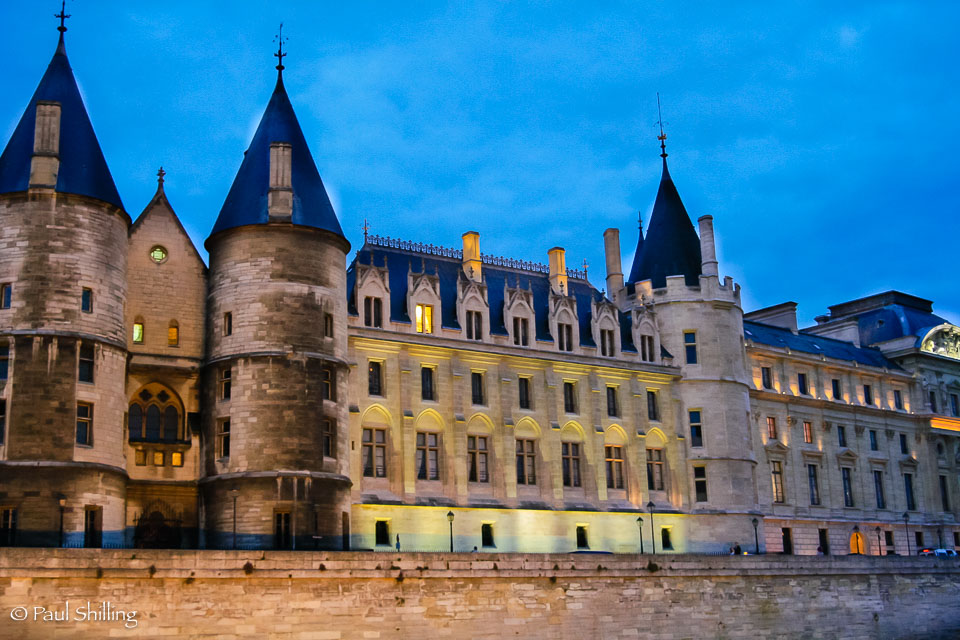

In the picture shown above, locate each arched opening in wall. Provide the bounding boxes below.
[134,500,182,549]
[129,383,184,442]
[849,531,865,555]
[360,406,392,480]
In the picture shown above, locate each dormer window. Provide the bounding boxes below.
[416,304,433,334]
[599,329,615,357]
[466,310,483,341]
[639,334,655,362]
[513,317,529,346]
[364,297,383,328]
[557,322,573,352]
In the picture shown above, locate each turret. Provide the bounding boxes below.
[602,228,624,303]
[202,39,352,550]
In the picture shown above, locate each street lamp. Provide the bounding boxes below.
[56,494,66,548]
[902,512,911,556]
[636,516,644,554]
[647,501,656,554]
[752,518,759,555]
[875,526,882,556]
[447,511,455,553]
[852,525,861,555]
[230,489,240,550]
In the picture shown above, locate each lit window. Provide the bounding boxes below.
[171,451,183,467]
[362,428,387,477]
[605,445,624,489]
[562,442,581,487]
[646,448,664,491]
[516,439,536,485]
[76,402,93,446]
[684,331,698,364]
[167,322,179,347]
[81,288,93,313]
[468,435,489,483]
[149,246,168,263]
[322,419,336,458]
[415,304,433,334]
[217,419,230,458]
[133,321,144,344]
[689,410,703,447]
[766,416,777,440]
[153,451,165,466]
[416,432,440,480]
[771,461,784,503]
[694,466,708,502]
[803,421,813,444]
[135,449,146,466]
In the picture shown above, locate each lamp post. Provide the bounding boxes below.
[57,494,66,548]
[637,516,644,554]
[447,511,455,553]
[852,525,861,555]
[902,512,911,556]
[875,526,882,556]
[752,518,760,555]
[647,501,656,554]
[230,489,240,550]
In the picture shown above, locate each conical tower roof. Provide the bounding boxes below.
[208,67,344,242]
[627,156,701,288]
[0,33,123,210]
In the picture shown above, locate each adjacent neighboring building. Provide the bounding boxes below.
[0,26,957,556]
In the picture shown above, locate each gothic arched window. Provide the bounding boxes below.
[128,383,183,442]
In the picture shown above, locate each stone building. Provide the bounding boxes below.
[0,25,957,555]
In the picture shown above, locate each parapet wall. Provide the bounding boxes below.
[0,549,958,639]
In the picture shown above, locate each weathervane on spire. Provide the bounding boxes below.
[362,218,370,243]
[157,166,166,187]
[274,23,288,72]
[55,0,70,34]
[656,92,668,159]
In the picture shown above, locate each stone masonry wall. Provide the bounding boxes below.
[0,550,958,639]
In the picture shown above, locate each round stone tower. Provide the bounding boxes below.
[0,29,129,547]
[201,55,351,549]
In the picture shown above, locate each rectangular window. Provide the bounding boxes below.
[167,324,179,346]
[837,425,847,448]
[0,400,5,446]
[606,386,619,417]
[562,442,581,487]
[771,461,785,503]
[76,402,93,446]
[640,335,655,362]
[135,449,146,466]
[869,429,878,451]
[323,312,334,338]
[133,322,144,344]
[863,384,873,406]
[513,317,529,346]
[78,343,94,383]
[885,530,895,553]
[940,475,950,512]
[0,284,10,309]
[689,410,703,448]
[557,322,573,352]
[481,523,495,548]
[220,367,231,400]
[518,376,531,410]
[647,390,660,422]
[766,416,778,440]
[818,528,830,555]
[693,465,708,502]
[600,329,615,357]
[415,304,433,334]
[516,439,536,485]
[929,391,938,413]
[319,367,336,401]
[832,378,842,400]
[951,394,960,417]
[0,508,16,547]
[899,433,908,455]
[563,381,577,414]
[223,312,232,336]
[803,421,813,444]
[761,366,772,390]
[466,310,483,341]
[605,445,624,489]
[368,361,383,397]
[81,287,93,313]
[153,450,165,466]
[0,343,7,380]
[274,511,292,550]
[894,389,903,410]
[684,331,698,364]
[217,419,230,458]
[83,507,102,549]
[646,448,664,491]
[841,467,854,507]
[874,470,886,509]
[904,473,916,511]
[364,297,383,328]
[375,520,390,546]
[171,451,183,467]
[416,432,440,480]
[797,372,808,395]
[322,419,335,458]
[808,464,821,506]
[421,366,435,401]
[471,372,485,405]
[915,531,924,550]
[362,428,387,478]
[468,435,489,483]
[576,525,588,549]
[782,527,793,554]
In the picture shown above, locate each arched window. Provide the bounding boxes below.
[168,320,179,347]
[129,383,183,443]
[146,405,161,440]
[164,406,179,440]
[129,404,143,437]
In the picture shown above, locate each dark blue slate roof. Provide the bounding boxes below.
[745,320,897,369]
[0,36,123,210]
[347,244,632,348]
[627,157,701,287]
[854,305,948,347]
[209,71,344,240]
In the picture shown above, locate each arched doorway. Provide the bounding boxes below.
[849,531,865,555]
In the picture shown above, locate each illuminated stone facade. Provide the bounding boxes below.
[0,30,958,556]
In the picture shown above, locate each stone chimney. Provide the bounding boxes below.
[548,247,568,295]
[603,228,624,301]
[268,141,293,220]
[698,215,718,278]
[29,101,61,189]
[461,231,482,282]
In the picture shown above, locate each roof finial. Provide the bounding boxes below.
[656,92,667,159]
[273,23,288,73]
[582,258,589,279]
[362,218,370,243]
[56,0,70,35]
[157,166,166,188]
[638,210,643,232]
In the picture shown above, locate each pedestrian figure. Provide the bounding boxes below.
[734,544,742,555]
[396,534,401,552]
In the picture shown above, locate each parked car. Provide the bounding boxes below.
[918,548,958,557]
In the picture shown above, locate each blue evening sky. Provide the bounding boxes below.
[2,2,958,326]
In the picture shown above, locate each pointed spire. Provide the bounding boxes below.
[157,166,166,189]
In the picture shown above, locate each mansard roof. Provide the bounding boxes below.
[0,35,123,209]
[208,70,344,242]
[627,157,701,288]
[818,291,951,347]
[744,319,898,370]
[346,239,637,352]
